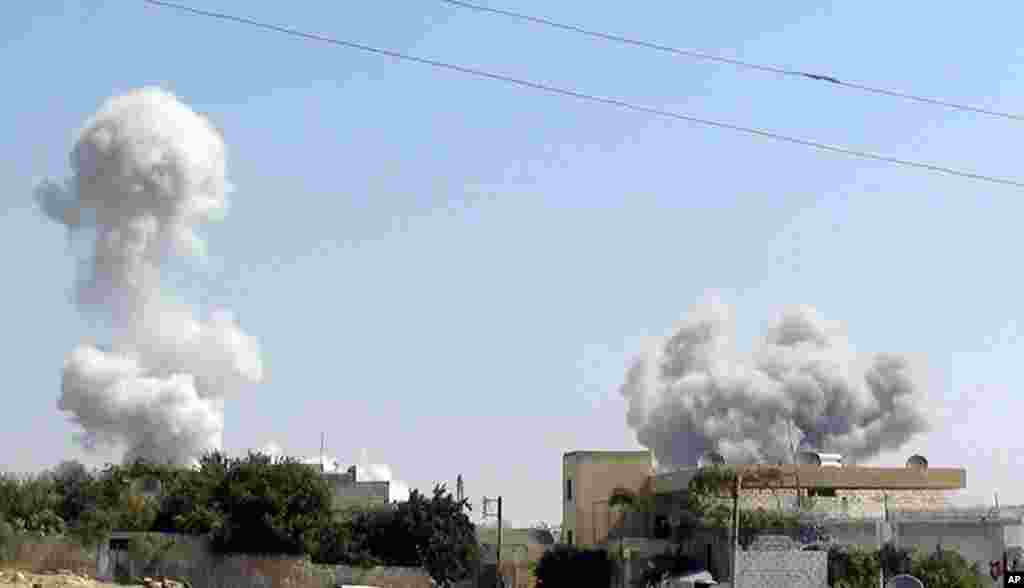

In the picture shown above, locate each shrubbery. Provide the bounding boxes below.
[0,454,479,588]
[828,543,986,588]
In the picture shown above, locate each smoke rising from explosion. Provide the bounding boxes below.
[620,298,930,471]
[38,87,263,466]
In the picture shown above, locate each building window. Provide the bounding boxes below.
[808,488,836,498]
[566,479,573,502]
[566,530,573,545]
[654,516,671,539]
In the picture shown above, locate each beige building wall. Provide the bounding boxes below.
[731,488,952,518]
[562,451,652,548]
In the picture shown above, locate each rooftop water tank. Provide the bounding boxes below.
[797,451,843,467]
[906,455,928,470]
[697,452,726,467]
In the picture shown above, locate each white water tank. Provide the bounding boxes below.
[697,452,726,467]
[818,453,843,467]
[797,451,843,467]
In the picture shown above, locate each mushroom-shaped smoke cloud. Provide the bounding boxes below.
[620,298,930,471]
[37,87,263,466]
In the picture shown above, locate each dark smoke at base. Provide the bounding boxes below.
[619,298,930,471]
[37,87,263,466]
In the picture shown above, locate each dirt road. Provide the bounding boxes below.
[0,569,137,588]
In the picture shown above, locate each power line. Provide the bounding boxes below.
[142,0,1024,190]
[437,0,1024,122]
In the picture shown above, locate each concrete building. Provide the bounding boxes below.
[304,463,390,511]
[562,450,653,547]
[563,449,1024,585]
[562,449,970,549]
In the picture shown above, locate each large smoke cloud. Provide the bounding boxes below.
[620,298,930,471]
[38,87,263,466]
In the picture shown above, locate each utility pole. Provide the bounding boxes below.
[457,475,464,505]
[483,496,504,588]
[320,432,326,473]
[732,473,742,588]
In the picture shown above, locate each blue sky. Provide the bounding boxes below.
[3,0,1024,525]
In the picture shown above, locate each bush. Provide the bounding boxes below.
[209,453,334,555]
[535,545,613,588]
[828,545,879,588]
[879,543,913,577]
[910,548,985,588]
[827,544,986,588]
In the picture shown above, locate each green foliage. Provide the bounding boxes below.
[313,485,479,587]
[404,486,478,587]
[681,465,831,546]
[684,466,737,518]
[608,487,638,510]
[910,547,985,588]
[209,452,334,555]
[320,506,391,567]
[310,518,356,566]
[0,517,16,561]
[879,542,913,577]
[826,544,985,588]
[2,454,470,584]
[152,453,228,535]
[0,473,66,537]
[608,486,655,512]
[828,545,880,588]
[534,545,613,588]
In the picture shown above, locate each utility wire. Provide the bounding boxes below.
[438,0,1024,122]
[142,0,1024,190]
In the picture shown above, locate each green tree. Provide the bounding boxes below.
[209,452,333,555]
[323,506,393,567]
[682,465,823,546]
[51,461,96,524]
[608,482,657,537]
[152,453,229,535]
[393,485,478,587]
[310,518,356,566]
[0,473,65,536]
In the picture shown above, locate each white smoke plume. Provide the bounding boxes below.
[256,441,284,458]
[356,448,411,503]
[38,87,263,466]
[620,297,930,471]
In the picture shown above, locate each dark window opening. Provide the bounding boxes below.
[808,488,836,498]
[566,530,573,545]
[566,479,573,502]
[653,516,671,539]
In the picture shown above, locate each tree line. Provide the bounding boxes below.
[0,452,479,587]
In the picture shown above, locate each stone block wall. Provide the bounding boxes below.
[705,488,952,519]
[845,489,951,511]
[734,550,827,588]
